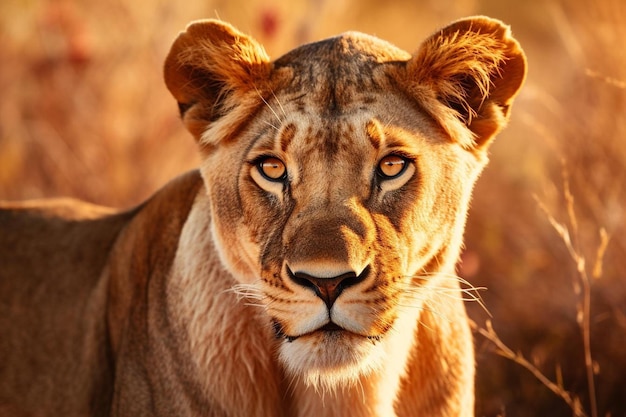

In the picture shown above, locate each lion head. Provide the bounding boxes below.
[164,17,526,390]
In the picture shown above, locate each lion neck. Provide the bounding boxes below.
[166,191,288,416]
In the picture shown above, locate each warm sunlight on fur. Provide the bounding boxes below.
[0,16,525,417]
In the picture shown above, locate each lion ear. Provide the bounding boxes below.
[399,16,527,151]
[163,19,271,140]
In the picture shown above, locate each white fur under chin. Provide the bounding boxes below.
[279,331,387,392]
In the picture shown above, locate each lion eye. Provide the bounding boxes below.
[258,157,287,181]
[377,155,407,179]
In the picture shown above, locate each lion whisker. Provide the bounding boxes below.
[242,302,267,309]
[410,271,486,294]
[412,271,477,287]
[263,120,280,131]
[255,87,284,125]
[270,89,287,119]
[227,283,265,300]
[396,275,491,316]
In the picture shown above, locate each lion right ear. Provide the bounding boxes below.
[394,16,527,152]
[164,19,271,140]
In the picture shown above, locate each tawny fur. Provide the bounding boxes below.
[0,16,526,417]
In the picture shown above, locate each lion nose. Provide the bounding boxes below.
[287,267,369,309]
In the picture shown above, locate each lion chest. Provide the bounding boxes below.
[165,199,289,416]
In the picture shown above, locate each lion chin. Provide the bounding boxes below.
[277,326,387,391]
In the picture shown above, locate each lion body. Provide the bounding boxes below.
[0,17,525,417]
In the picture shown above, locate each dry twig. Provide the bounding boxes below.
[533,164,605,417]
[475,320,587,417]
[477,164,610,417]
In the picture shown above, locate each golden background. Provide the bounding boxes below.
[1,0,624,416]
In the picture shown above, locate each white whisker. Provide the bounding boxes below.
[239,302,264,309]
[256,87,283,125]
[264,120,280,131]
[228,282,264,298]
[270,89,287,120]
[398,271,492,316]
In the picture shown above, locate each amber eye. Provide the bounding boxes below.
[377,155,407,179]
[258,157,287,181]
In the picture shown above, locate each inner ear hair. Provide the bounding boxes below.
[397,16,527,150]
[163,19,272,139]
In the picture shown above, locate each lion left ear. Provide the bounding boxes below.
[163,19,271,140]
[396,16,527,151]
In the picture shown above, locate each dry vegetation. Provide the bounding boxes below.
[0,0,624,416]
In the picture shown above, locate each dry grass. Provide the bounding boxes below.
[474,170,611,417]
[465,1,626,416]
[1,0,625,416]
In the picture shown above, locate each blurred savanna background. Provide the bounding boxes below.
[0,0,624,416]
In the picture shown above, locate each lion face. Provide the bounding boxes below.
[221,100,478,387]
[207,97,483,388]
[164,18,526,388]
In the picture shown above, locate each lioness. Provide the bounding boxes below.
[0,16,526,417]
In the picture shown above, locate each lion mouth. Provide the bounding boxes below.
[318,322,343,332]
[271,320,382,343]
[272,320,345,342]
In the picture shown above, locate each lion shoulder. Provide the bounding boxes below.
[0,170,205,414]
